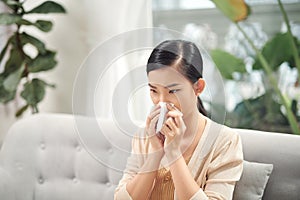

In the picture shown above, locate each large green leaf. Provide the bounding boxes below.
[2,0,23,7]
[19,32,46,54]
[3,65,24,92]
[0,75,16,103]
[0,35,14,61]
[287,37,300,69]
[253,33,294,70]
[1,0,23,10]
[16,19,53,32]
[3,48,24,75]
[211,0,250,22]
[21,78,46,106]
[16,19,32,26]
[26,1,66,14]
[0,87,16,103]
[27,51,57,72]
[34,20,53,32]
[211,49,246,79]
[0,13,22,25]
[0,42,9,62]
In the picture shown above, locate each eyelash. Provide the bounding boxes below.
[150,89,180,94]
[169,89,180,94]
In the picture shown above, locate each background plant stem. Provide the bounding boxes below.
[277,0,300,83]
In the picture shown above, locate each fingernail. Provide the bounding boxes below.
[167,103,174,108]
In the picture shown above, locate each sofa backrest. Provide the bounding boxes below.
[0,114,134,200]
[0,113,300,200]
[237,129,300,200]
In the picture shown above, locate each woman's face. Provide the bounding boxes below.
[148,67,199,117]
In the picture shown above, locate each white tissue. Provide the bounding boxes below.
[156,102,168,133]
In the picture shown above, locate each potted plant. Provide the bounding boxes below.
[0,0,66,116]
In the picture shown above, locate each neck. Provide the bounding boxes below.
[181,108,206,157]
[183,109,200,136]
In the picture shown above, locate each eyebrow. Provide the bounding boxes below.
[148,83,181,89]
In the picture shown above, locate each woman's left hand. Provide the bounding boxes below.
[160,103,186,161]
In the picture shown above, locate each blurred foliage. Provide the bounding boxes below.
[0,0,66,116]
[211,0,300,134]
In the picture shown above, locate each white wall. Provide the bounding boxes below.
[0,0,152,146]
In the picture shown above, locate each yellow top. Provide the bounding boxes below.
[115,117,243,200]
[149,154,192,200]
[149,168,175,200]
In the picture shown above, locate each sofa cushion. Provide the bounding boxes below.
[237,129,300,200]
[233,160,273,200]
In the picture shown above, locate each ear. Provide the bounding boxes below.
[193,78,205,96]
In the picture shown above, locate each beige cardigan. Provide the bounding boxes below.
[115,117,243,200]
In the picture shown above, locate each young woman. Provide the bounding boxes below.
[114,40,243,200]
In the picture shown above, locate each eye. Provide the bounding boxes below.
[169,89,180,94]
[150,89,157,93]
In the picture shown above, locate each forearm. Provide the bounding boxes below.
[170,156,202,200]
[126,171,156,200]
[126,154,162,200]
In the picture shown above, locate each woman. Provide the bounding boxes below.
[115,40,243,200]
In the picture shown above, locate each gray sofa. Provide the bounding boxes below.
[0,113,299,200]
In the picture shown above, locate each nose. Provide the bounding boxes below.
[159,93,170,103]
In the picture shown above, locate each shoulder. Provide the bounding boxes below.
[209,119,240,141]
[208,119,242,153]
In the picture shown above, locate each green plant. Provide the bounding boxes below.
[0,0,66,116]
[210,0,300,134]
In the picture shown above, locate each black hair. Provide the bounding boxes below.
[146,39,207,116]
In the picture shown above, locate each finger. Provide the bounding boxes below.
[147,108,161,125]
[167,110,183,119]
[165,117,178,131]
[148,115,160,136]
[148,104,161,119]
[150,114,160,128]
[165,114,182,128]
[161,123,174,137]
[163,117,174,130]
[166,103,176,111]
[165,117,174,128]
[174,116,180,127]
[159,125,167,136]
[150,108,161,119]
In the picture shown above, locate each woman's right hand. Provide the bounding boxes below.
[145,104,165,155]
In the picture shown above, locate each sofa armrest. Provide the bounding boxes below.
[0,166,15,200]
